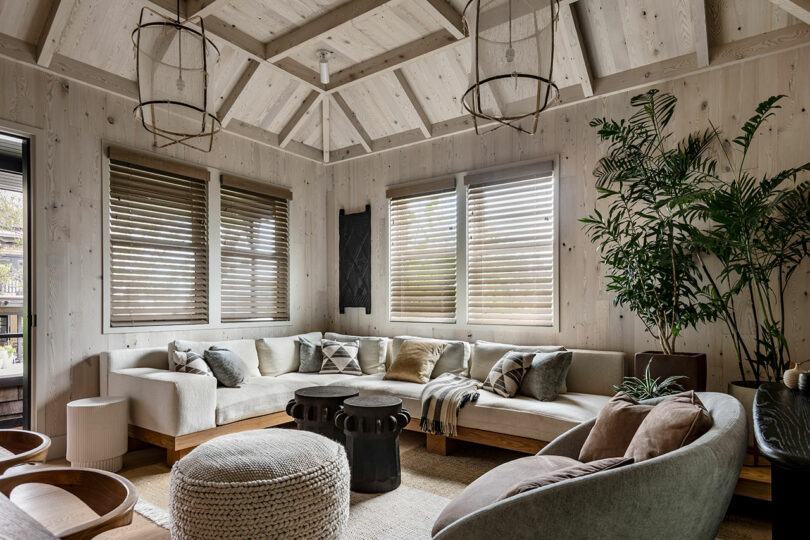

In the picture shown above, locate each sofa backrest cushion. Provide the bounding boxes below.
[170,339,262,378]
[324,332,388,374]
[392,336,470,377]
[100,347,168,396]
[565,349,626,396]
[470,341,564,382]
[255,332,323,377]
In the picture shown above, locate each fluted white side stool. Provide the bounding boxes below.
[66,396,128,472]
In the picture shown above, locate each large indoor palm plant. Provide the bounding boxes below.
[581,89,718,389]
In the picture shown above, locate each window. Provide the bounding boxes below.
[385,159,556,327]
[466,161,555,326]
[220,175,290,322]
[107,148,209,327]
[388,178,457,323]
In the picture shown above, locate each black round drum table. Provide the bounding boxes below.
[334,395,411,493]
[285,386,359,444]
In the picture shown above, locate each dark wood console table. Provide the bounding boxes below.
[753,383,810,539]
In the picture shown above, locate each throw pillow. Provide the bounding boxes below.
[499,457,634,499]
[432,455,579,536]
[324,332,388,374]
[320,339,363,376]
[470,340,565,382]
[519,350,573,401]
[297,336,322,373]
[172,350,214,377]
[391,336,470,377]
[624,391,713,462]
[579,392,654,462]
[384,340,446,384]
[203,347,248,388]
[482,351,534,398]
[169,339,261,377]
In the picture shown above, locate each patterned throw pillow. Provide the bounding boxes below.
[320,339,362,376]
[482,351,534,398]
[172,350,214,377]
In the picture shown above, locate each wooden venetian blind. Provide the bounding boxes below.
[220,175,290,322]
[466,161,555,326]
[388,178,457,323]
[108,148,209,327]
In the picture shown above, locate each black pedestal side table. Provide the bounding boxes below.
[286,386,359,445]
[335,395,411,493]
[753,383,810,539]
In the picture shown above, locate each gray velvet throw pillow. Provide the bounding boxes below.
[203,347,247,388]
[518,350,573,401]
[298,336,322,373]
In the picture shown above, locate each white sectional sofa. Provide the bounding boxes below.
[100,332,625,463]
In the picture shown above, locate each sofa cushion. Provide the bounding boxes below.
[332,374,610,442]
[320,339,362,376]
[255,332,322,376]
[579,392,653,462]
[171,350,214,378]
[297,336,321,373]
[204,347,248,388]
[277,372,380,387]
[432,455,579,536]
[391,336,470,377]
[499,456,634,499]
[324,332,388,374]
[170,339,261,378]
[385,340,445,384]
[519,350,573,401]
[470,341,565,382]
[624,391,713,462]
[215,378,304,425]
[482,351,533,398]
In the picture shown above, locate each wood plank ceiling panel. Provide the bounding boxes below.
[294,99,324,149]
[214,0,346,44]
[399,45,467,125]
[337,72,423,141]
[0,0,54,44]
[230,68,311,135]
[705,0,798,46]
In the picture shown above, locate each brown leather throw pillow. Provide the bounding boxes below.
[624,390,713,462]
[578,392,653,462]
[499,456,634,499]
[384,340,446,384]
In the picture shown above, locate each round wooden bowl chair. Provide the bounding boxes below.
[0,467,138,539]
[0,429,51,475]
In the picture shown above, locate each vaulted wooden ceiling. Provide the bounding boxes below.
[0,0,808,165]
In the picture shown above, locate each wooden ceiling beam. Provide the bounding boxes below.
[393,69,431,138]
[769,0,810,24]
[559,1,593,97]
[322,96,331,163]
[264,0,395,62]
[217,59,262,128]
[421,0,465,39]
[691,0,710,67]
[279,90,323,148]
[36,0,75,67]
[333,93,372,153]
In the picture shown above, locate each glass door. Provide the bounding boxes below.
[0,132,29,429]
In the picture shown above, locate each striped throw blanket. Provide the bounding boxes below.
[419,373,480,437]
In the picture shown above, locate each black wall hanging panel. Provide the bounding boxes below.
[339,205,371,314]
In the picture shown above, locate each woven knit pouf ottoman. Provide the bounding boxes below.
[169,429,350,540]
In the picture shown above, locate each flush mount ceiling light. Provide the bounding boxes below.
[132,0,221,152]
[318,49,333,85]
[462,0,560,135]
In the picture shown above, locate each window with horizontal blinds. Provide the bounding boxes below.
[108,157,208,327]
[388,185,457,323]
[466,173,555,326]
[220,178,290,322]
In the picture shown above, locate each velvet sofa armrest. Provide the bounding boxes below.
[108,368,217,437]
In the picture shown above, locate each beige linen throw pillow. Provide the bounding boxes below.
[384,340,446,384]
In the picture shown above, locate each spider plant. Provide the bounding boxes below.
[614,360,686,400]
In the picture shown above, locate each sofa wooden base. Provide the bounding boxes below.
[128,411,295,465]
[404,418,547,455]
[129,412,548,465]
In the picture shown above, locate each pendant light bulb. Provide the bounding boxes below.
[318,49,332,85]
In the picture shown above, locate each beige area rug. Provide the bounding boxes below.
[117,432,769,540]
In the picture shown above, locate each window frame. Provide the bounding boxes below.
[385,157,559,331]
[101,144,294,333]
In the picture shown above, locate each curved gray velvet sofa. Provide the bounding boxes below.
[433,392,747,540]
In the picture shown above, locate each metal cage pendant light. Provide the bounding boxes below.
[462,0,560,134]
[132,1,221,152]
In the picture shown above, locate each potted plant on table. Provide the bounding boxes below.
[692,95,810,421]
[581,89,719,390]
